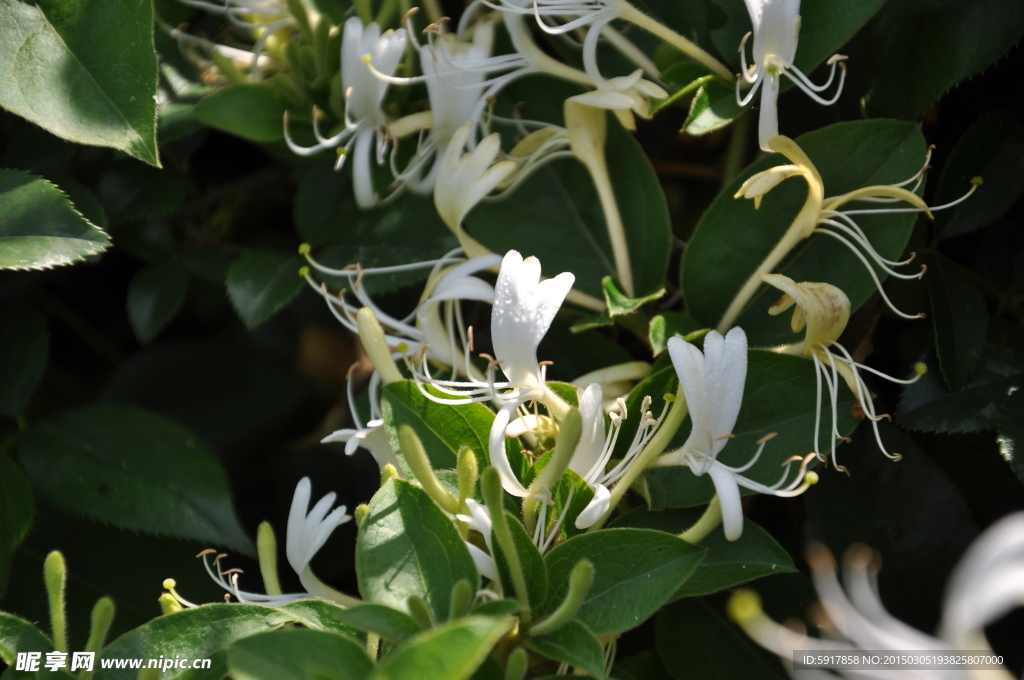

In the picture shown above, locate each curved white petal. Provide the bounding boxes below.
[575,483,611,529]
[468,542,500,582]
[757,74,781,151]
[490,405,531,497]
[286,478,313,573]
[708,464,744,541]
[569,383,606,479]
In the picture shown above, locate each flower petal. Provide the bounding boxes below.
[708,465,744,541]
[575,483,611,529]
[490,405,531,497]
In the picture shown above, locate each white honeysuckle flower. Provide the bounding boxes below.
[724,137,980,330]
[189,477,354,607]
[652,329,816,541]
[571,384,668,529]
[434,122,518,256]
[736,0,847,149]
[285,17,407,208]
[762,273,927,472]
[729,512,1024,680]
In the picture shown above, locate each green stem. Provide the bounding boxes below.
[587,384,688,532]
[353,0,372,25]
[482,468,532,625]
[44,552,68,653]
[680,496,722,544]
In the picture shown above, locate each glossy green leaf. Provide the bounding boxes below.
[683,120,926,346]
[332,603,421,642]
[923,252,987,390]
[369,616,514,680]
[381,381,498,471]
[127,261,189,344]
[0,0,159,165]
[0,611,52,669]
[804,422,978,630]
[526,620,606,679]
[226,249,305,329]
[0,169,111,270]
[17,403,253,554]
[935,111,1024,240]
[997,390,1024,485]
[896,345,1024,433]
[683,80,745,136]
[863,0,1024,120]
[0,457,34,598]
[227,629,373,680]
[193,84,288,142]
[492,513,548,610]
[0,304,48,416]
[648,313,703,357]
[96,161,189,224]
[357,479,479,621]
[468,112,671,298]
[93,605,304,680]
[655,598,787,680]
[602,277,664,317]
[610,508,795,597]
[646,350,858,508]
[541,529,704,635]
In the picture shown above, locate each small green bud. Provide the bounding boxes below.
[529,559,594,636]
[401,425,459,513]
[505,648,528,680]
[44,551,68,652]
[449,579,473,621]
[407,595,434,630]
[257,522,283,596]
[457,446,478,506]
[381,463,399,485]
[159,593,183,616]
[357,308,403,384]
[85,597,115,652]
[354,503,369,528]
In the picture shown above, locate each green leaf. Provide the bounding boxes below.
[0,169,111,270]
[863,0,1024,120]
[357,479,479,622]
[226,249,305,329]
[923,252,988,389]
[683,80,745,136]
[274,600,363,638]
[332,603,421,642]
[655,598,787,680]
[804,421,978,631]
[682,120,926,346]
[935,111,1024,240]
[602,277,664,317]
[471,600,523,617]
[614,650,674,680]
[540,529,704,636]
[0,611,52,669]
[0,457,34,598]
[468,109,670,298]
[492,513,548,610]
[648,313,703,357]
[646,350,858,508]
[369,616,514,680]
[381,381,498,471]
[0,304,48,416]
[227,629,373,680]
[526,620,606,679]
[96,161,190,224]
[610,508,795,597]
[0,0,159,164]
[997,390,1024,484]
[896,344,1024,433]
[127,261,190,344]
[93,605,305,680]
[193,84,288,142]
[17,403,254,554]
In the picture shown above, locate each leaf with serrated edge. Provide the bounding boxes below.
[0,170,111,270]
